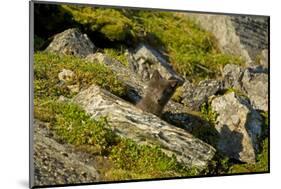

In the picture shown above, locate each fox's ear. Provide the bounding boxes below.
[169,80,178,88]
[151,70,162,81]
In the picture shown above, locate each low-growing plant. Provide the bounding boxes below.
[200,102,218,126]
[34,98,200,180]
[110,138,200,178]
[55,6,244,81]
[34,52,127,99]
[201,152,231,175]
[62,5,135,42]
[34,99,118,152]
[171,86,184,102]
[104,48,129,66]
[222,87,248,98]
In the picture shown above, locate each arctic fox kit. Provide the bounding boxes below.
[136,70,179,116]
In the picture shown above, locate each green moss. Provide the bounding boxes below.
[171,86,184,102]
[200,102,218,126]
[34,99,117,151]
[201,153,231,175]
[56,6,244,80]
[34,52,127,99]
[62,5,135,42]
[110,138,199,179]
[222,88,248,98]
[36,5,245,81]
[104,48,128,66]
[132,11,244,80]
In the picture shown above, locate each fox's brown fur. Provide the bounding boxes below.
[136,70,179,117]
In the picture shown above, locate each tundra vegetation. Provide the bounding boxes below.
[33,3,268,182]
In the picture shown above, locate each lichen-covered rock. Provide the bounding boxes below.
[211,92,262,163]
[222,64,244,89]
[221,64,268,112]
[182,79,222,111]
[32,120,100,187]
[73,84,216,169]
[86,52,113,65]
[46,28,95,57]
[129,43,184,84]
[241,68,268,111]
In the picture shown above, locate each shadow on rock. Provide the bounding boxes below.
[162,111,220,147]
[218,125,244,160]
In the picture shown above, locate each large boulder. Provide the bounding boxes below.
[221,64,268,112]
[188,14,268,66]
[187,14,252,65]
[128,43,184,84]
[182,79,222,111]
[241,68,268,111]
[210,92,262,163]
[73,84,216,169]
[46,28,95,58]
[33,120,100,186]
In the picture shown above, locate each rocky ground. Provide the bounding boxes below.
[31,5,269,187]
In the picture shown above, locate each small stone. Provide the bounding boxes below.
[58,69,75,82]
[86,52,112,65]
[67,84,80,93]
[58,95,69,102]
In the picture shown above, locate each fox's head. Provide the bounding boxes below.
[146,70,179,106]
